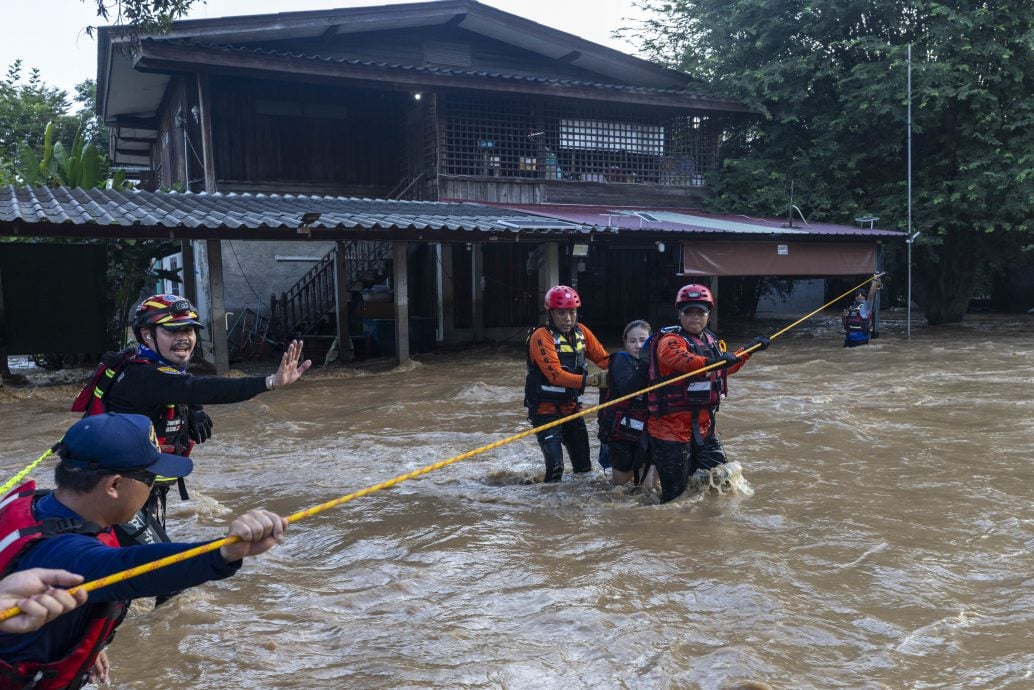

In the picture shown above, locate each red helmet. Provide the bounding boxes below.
[133,294,204,331]
[544,285,581,310]
[675,283,714,311]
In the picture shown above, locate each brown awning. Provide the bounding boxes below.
[682,241,877,276]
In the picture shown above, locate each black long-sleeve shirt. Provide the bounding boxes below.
[106,361,268,416]
[104,361,269,452]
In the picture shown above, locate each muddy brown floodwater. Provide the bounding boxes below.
[1,311,1033,689]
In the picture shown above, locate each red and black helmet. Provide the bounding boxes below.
[544,285,581,310]
[675,283,714,312]
[133,294,204,331]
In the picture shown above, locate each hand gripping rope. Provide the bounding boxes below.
[0,276,881,623]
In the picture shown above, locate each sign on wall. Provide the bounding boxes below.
[681,241,877,276]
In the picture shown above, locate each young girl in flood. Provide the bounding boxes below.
[598,320,655,488]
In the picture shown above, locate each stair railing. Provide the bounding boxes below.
[272,240,393,341]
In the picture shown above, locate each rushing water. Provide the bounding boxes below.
[1,311,1033,690]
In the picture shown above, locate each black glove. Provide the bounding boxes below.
[187,405,213,444]
[748,336,771,351]
[708,353,740,369]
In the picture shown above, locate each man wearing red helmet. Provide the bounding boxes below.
[72,294,309,583]
[643,284,769,502]
[524,285,610,482]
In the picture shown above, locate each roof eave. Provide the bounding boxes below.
[134,41,753,113]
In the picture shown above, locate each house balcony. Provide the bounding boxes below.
[438,169,713,207]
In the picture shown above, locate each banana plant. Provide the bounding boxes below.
[15,121,117,189]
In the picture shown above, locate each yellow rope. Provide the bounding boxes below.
[0,274,880,622]
[0,449,53,496]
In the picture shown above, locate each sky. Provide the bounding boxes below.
[0,0,651,101]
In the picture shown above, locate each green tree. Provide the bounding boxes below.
[0,61,79,165]
[17,122,114,188]
[0,63,107,180]
[85,0,201,33]
[629,0,1034,323]
[72,79,110,148]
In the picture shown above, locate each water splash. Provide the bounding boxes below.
[689,460,755,497]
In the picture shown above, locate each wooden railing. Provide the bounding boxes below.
[387,171,426,200]
[272,240,392,342]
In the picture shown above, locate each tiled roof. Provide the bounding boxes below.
[193,43,741,104]
[0,186,593,234]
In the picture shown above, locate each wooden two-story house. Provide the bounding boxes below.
[94,0,896,365]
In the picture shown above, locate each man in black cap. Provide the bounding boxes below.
[0,413,287,688]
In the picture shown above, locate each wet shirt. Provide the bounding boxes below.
[647,332,749,442]
[527,324,609,416]
[0,494,242,665]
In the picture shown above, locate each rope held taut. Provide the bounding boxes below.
[0,275,881,623]
[0,449,53,495]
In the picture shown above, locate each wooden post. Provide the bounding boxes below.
[440,242,456,342]
[333,241,352,362]
[393,241,410,364]
[195,73,229,374]
[206,239,229,374]
[471,242,484,342]
[196,74,218,193]
[710,276,719,332]
[180,240,197,305]
[433,242,445,343]
[537,241,560,308]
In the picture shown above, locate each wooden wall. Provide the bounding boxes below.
[438,176,711,207]
[153,75,198,190]
[208,76,408,195]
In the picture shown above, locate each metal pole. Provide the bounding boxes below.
[906,44,914,340]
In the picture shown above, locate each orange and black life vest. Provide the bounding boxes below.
[524,324,587,407]
[644,326,727,416]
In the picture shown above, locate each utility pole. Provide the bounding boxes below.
[906,44,915,340]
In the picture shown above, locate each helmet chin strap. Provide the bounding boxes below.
[143,327,194,371]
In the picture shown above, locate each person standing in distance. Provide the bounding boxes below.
[524,285,609,483]
[643,284,769,503]
[842,275,882,347]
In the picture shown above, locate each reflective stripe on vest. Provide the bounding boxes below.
[598,351,648,444]
[524,325,587,406]
[646,327,726,415]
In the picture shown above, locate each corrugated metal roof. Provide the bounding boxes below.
[0,186,596,234]
[186,42,743,104]
[481,203,905,238]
